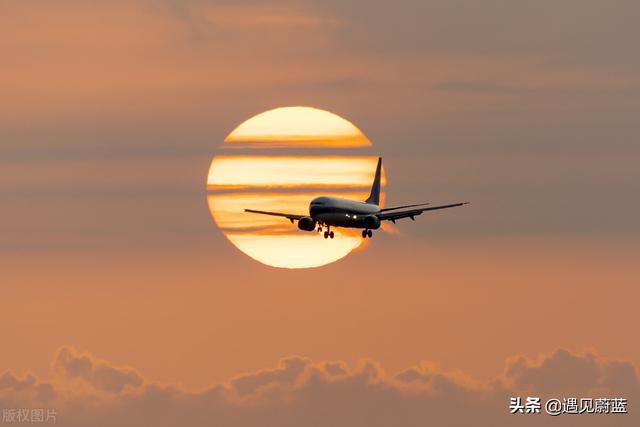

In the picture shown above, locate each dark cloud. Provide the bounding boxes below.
[307,0,640,66]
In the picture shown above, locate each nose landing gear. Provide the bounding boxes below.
[362,229,373,238]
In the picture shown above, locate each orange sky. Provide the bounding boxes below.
[1,1,639,426]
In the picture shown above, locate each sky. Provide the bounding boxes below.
[1,0,639,425]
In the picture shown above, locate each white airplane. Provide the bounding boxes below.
[245,157,467,239]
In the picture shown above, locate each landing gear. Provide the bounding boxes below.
[322,225,334,239]
[362,229,373,238]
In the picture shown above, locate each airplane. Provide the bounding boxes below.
[245,157,468,239]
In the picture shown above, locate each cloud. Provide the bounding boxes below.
[52,346,144,394]
[0,372,56,406]
[504,349,640,396]
[230,356,309,397]
[0,0,344,122]
[0,347,637,426]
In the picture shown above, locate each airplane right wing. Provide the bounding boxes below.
[377,202,468,223]
[244,209,305,223]
[379,202,430,212]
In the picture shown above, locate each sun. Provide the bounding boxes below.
[206,106,384,269]
[223,106,371,149]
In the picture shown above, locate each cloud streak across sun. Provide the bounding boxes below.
[207,156,385,190]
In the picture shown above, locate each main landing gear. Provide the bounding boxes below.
[362,229,373,238]
[319,225,334,239]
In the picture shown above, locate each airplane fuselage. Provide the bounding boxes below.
[309,196,381,229]
[243,157,467,240]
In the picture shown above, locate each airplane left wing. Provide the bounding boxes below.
[377,202,468,223]
[244,209,305,223]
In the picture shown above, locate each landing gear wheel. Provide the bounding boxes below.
[323,231,329,239]
[329,231,334,239]
[362,230,367,238]
[317,226,322,232]
[367,229,373,238]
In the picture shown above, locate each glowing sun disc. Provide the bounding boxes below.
[223,106,371,148]
[206,106,384,269]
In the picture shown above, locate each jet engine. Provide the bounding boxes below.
[363,215,381,230]
[297,216,317,231]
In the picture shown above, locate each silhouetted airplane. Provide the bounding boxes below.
[245,157,467,239]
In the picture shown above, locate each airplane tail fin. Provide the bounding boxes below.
[365,157,382,205]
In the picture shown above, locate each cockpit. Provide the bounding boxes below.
[310,197,331,206]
